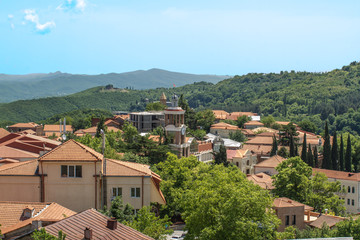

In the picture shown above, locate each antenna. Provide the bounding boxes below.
[62,118,67,141]
[59,119,62,135]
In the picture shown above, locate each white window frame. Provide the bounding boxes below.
[61,165,82,178]
[112,187,122,199]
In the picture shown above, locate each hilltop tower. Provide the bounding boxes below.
[164,94,190,157]
[160,92,167,106]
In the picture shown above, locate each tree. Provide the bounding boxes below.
[272,157,312,203]
[301,133,307,163]
[229,130,246,142]
[270,135,278,157]
[195,109,215,132]
[307,144,314,167]
[345,134,352,172]
[32,228,66,240]
[101,196,135,223]
[181,164,280,240]
[278,147,289,158]
[339,134,345,171]
[336,217,360,240]
[145,102,166,111]
[213,145,228,166]
[261,115,275,128]
[314,145,319,168]
[95,115,106,138]
[122,122,138,143]
[331,131,339,170]
[289,135,295,157]
[298,119,317,133]
[125,206,173,240]
[179,94,197,130]
[236,115,251,128]
[122,152,149,165]
[322,121,332,169]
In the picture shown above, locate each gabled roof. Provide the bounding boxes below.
[0,159,38,175]
[273,197,313,211]
[227,149,250,160]
[38,139,103,162]
[81,126,122,134]
[0,128,10,138]
[247,173,274,190]
[44,125,73,132]
[243,145,272,155]
[104,119,120,127]
[245,136,274,145]
[313,168,360,182]
[44,208,154,240]
[0,202,76,234]
[244,121,264,126]
[309,215,344,228]
[212,110,229,120]
[210,122,239,130]
[255,155,286,168]
[8,122,38,128]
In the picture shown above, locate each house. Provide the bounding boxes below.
[245,136,274,146]
[226,112,257,121]
[209,122,240,138]
[212,110,229,122]
[113,114,130,127]
[313,168,360,214]
[41,208,154,240]
[273,197,313,232]
[227,149,257,174]
[247,172,274,190]
[43,124,73,137]
[308,214,345,229]
[244,121,264,129]
[8,122,41,134]
[0,133,61,162]
[0,201,76,239]
[129,111,165,133]
[254,155,286,176]
[205,133,242,151]
[192,141,213,163]
[74,126,122,137]
[242,145,272,160]
[0,140,166,212]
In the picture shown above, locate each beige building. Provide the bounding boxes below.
[313,168,360,214]
[227,149,257,174]
[247,172,274,190]
[0,140,165,212]
[210,122,240,138]
[254,155,286,176]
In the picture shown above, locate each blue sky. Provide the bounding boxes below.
[1,0,360,75]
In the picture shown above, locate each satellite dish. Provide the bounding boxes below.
[62,134,66,141]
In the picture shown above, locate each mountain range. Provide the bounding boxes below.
[0,69,229,102]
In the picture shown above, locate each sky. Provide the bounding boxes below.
[1,0,360,75]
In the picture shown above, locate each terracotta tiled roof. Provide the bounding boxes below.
[245,136,273,145]
[253,127,278,133]
[273,197,313,211]
[0,202,76,234]
[0,145,39,159]
[198,142,212,152]
[231,112,257,116]
[210,122,239,130]
[82,126,122,134]
[309,215,344,228]
[247,173,274,190]
[244,121,264,126]
[313,168,360,182]
[241,129,255,136]
[39,140,103,162]
[105,159,153,177]
[0,128,10,138]
[8,122,38,129]
[243,145,272,155]
[45,209,154,240]
[44,125,73,132]
[0,158,19,164]
[0,159,38,175]
[212,110,229,120]
[255,155,286,168]
[256,132,278,137]
[104,119,120,127]
[19,129,36,135]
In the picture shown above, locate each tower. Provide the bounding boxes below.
[160,92,167,106]
[164,94,190,157]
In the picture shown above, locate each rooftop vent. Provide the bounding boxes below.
[107,218,117,230]
[84,227,93,240]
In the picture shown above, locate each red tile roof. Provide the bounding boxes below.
[8,122,38,129]
[0,159,39,175]
[273,197,313,211]
[212,110,229,120]
[44,208,154,240]
[255,155,286,168]
[210,122,239,130]
[313,168,360,182]
[244,121,264,126]
[309,215,344,228]
[0,128,10,138]
[198,142,212,152]
[243,145,272,155]
[44,125,73,132]
[245,136,274,145]
[247,173,274,190]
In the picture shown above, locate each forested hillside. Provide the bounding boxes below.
[1,61,360,135]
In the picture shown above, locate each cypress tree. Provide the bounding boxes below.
[314,145,319,168]
[295,144,299,156]
[307,143,314,167]
[331,131,339,170]
[270,135,278,157]
[339,134,345,171]
[345,134,352,172]
[289,135,295,157]
[301,133,307,163]
[322,121,332,169]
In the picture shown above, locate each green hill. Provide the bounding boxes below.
[2,61,360,135]
[0,69,228,102]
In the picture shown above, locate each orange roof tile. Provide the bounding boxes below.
[212,110,229,120]
[8,122,38,128]
[44,209,153,240]
[0,159,38,175]
[255,155,286,168]
[44,125,73,132]
[245,136,274,145]
[244,121,264,126]
[82,126,122,134]
[247,173,274,190]
[243,145,272,155]
[0,128,10,138]
[39,140,103,162]
[210,122,239,130]
[105,159,153,177]
[104,119,120,127]
[0,146,39,159]
[313,168,360,182]
[273,197,313,211]
[309,215,344,228]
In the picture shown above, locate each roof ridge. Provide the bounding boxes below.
[0,159,38,173]
[106,159,150,175]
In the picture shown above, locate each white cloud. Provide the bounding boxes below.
[57,0,87,12]
[24,9,55,34]
[8,14,14,19]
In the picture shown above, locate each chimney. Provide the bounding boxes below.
[107,218,117,230]
[84,227,92,240]
[32,220,42,230]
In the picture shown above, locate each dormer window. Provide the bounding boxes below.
[23,206,34,219]
[61,165,82,178]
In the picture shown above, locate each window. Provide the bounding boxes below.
[131,188,140,198]
[292,215,296,225]
[61,165,82,178]
[285,215,290,226]
[112,187,122,198]
[247,160,250,166]
[352,199,355,206]
[348,186,351,193]
[236,162,239,167]
[352,187,355,193]
[348,199,350,205]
